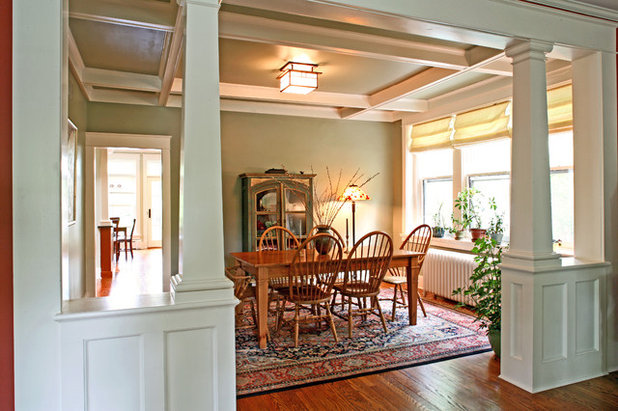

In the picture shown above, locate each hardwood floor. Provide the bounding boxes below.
[237,352,618,410]
[96,248,163,297]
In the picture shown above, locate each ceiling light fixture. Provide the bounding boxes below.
[278,62,321,95]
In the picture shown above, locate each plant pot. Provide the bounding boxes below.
[314,227,334,255]
[454,230,465,240]
[470,228,487,241]
[489,232,503,244]
[488,328,501,358]
[432,227,444,238]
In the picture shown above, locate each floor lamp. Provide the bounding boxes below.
[339,184,370,246]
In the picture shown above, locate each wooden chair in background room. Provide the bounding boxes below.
[258,226,301,312]
[109,217,121,260]
[116,218,136,260]
[381,224,432,321]
[275,233,343,347]
[333,231,393,338]
[225,265,258,330]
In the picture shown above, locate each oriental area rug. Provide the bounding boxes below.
[236,290,491,397]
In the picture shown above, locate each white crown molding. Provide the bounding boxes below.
[509,0,618,23]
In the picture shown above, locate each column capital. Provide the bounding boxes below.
[505,40,553,63]
[177,0,220,8]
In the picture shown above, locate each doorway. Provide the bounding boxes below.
[84,133,172,298]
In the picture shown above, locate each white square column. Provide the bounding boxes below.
[501,41,609,393]
[503,40,559,269]
[171,0,234,303]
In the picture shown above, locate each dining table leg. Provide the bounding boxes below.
[256,267,269,349]
[406,256,419,326]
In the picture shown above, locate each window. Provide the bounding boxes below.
[549,130,574,249]
[407,131,573,251]
[423,178,452,226]
[468,173,510,237]
[414,148,453,229]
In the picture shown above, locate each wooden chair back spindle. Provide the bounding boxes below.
[259,225,300,251]
[343,231,393,296]
[289,233,343,303]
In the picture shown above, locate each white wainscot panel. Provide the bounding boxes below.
[576,279,600,354]
[166,327,216,411]
[510,282,523,359]
[542,283,567,362]
[86,335,144,411]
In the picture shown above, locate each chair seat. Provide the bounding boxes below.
[382,275,407,285]
[334,282,377,297]
[277,285,329,303]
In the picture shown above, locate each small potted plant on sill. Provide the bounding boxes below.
[431,203,445,238]
[486,197,504,244]
[450,188,478,240]
[453,235,505,358]
[468,189,487,241]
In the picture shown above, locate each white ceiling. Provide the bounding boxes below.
[67,0,617,122]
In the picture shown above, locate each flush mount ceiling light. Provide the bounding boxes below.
[278,62,321,95]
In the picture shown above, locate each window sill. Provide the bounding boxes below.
[430,237,475,252]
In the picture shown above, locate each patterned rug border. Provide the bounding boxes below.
[236,298,492,398]
[237,347,493,399]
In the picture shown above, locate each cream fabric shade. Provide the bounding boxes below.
[547,84,572,131]
[408,117,453,152]
[452,101,511,146]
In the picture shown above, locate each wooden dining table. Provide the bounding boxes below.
[230,248,424,349]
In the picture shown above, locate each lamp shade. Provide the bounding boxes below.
[278,62,321,95]
[339,184,370,202]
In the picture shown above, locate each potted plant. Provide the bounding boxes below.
[449,188,478,240]
[486,197,504,244]
[468,190,487,241]
[453,236,505,358]
[431,203,445,238]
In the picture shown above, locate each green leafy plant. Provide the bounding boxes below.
[450,188,480,232]
[487,197,504,235]
[453,236,504,333]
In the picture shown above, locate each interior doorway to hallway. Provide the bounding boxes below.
[84,132,172,298]
[97,148,163,297]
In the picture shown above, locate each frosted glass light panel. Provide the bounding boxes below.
[278,62,320,95]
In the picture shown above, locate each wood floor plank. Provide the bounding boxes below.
[237,352,618,410]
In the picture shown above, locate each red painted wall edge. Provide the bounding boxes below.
[0,0,14,409]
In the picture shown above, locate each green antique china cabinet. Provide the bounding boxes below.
[240,173,315,251]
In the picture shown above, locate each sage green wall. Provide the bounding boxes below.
[67,73,87,299]
[220,111,401,263]
[87,102,181,274]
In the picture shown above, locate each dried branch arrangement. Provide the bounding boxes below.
[275,167,379,227]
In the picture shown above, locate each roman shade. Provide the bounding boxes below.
[547,84,572,131]
[452,101,511,146]
[408,117,453,152]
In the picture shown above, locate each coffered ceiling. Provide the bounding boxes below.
[67,0,616,122]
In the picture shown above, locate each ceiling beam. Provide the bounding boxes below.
[220,99,395,122]
[340,67,456,119]
[219,11,496,71]
[67,28,93,100]
[158,5,185,106]
[83,68,161,92]
[69,0,175,32]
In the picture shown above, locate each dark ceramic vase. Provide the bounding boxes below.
[314,227,334,255]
